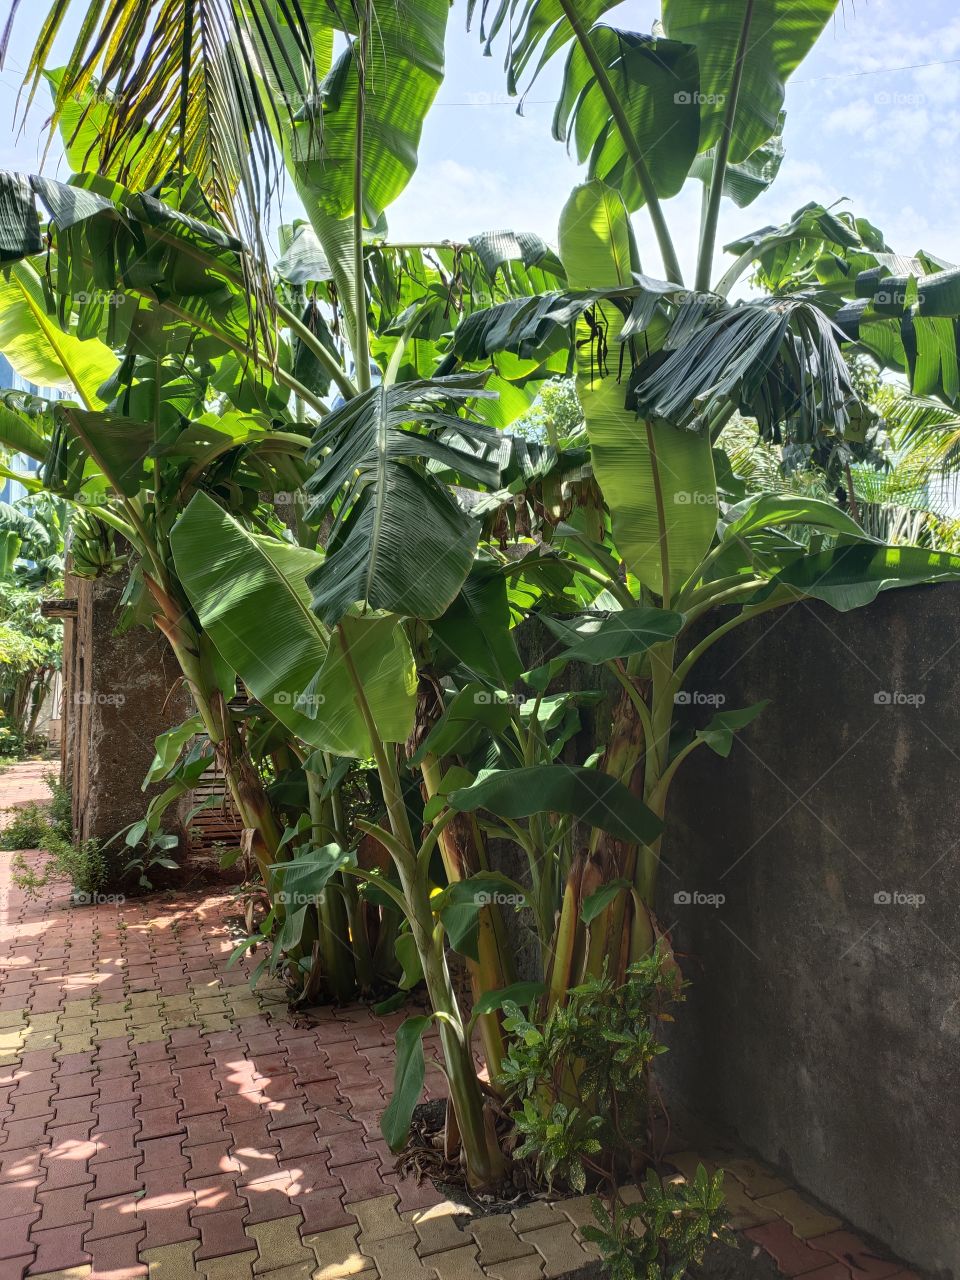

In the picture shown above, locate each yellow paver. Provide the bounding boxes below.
[55,1034,94,1056]
[426,1245,485,1280]
[510,1205,565,1235]
[482,1258,544,1280]
[250,1267,313,1280]
[199,1251,257,1280]
[516,1224,588,1280]
[305,1226,375,1279]
[407,1203,472,1257]
[551,1196,602,1259]
[721,1176,781,1230]
[352,1195,411,1243]
[96,1002,129,1020]
[360,1233,431,1278]
[711,1152,790,1198]
[93,1018,131,1040]
[757,1188,843,1238]
[131,1024,168,1044]
[249,1214,314,1274]
[142,1241,201,1280]
[26,1013,61,1031]
[470,1217,537,1267]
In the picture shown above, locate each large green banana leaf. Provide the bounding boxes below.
[447,765,663,845]
[558,181,715,598]
[54,408,154,497]
[726,202,960,405]
[283,0,448,361]
[0,172,42,263]
[303,378,497,625]
[0,402,51,463]
[0,262,116,403]
[770,544,960,612]
[295,0,447,224]
[171,493,416,756]
[662,0,839,163]
[553,28,699,212]
[689,113,786,209]
[469,0,621,94]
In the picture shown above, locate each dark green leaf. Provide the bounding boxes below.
[381,1014,432,1152]
[448,766,663,844]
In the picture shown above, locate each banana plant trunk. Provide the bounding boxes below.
[419,752,514,1082]
[145,574,283,874]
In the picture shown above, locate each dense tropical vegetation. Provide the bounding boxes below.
[3,0,960,1255]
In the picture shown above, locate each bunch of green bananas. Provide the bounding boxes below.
[69,508,125,579]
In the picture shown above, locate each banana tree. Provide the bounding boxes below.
[435,0,960,997]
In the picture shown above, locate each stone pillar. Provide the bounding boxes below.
[64,568,193,845]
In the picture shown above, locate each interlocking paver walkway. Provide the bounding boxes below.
[0,763,926,1280]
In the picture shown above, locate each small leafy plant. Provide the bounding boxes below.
[584,1166,732,1280]
[110,823,181,890]
[10,825,114,901]
[50,834,112,901]
[45,772,72,839]
[499,944,683,1192]
[0,801,51,850]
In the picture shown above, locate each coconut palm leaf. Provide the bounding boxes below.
[8,0,327,276]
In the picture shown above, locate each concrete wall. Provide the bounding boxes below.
[659,583,960,1277]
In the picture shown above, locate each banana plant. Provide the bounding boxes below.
[433,0,960,999]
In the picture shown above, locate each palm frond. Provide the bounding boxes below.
[4,0,329,306]
[874,385,960,490]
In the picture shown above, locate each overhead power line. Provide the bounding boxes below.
[432,53,960,107]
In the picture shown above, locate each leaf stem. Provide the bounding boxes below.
[276,302,358,401]
[695,0,756,293]
[556,0,684,286]
[353,0,373,394]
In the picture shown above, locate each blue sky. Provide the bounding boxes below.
[2,0,959,286]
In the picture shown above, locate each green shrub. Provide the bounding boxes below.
[0,802,51,851]
[44,832,114,901]
[45,773,72,839]
[500,945,683,1193]
[584,1166,731,1280]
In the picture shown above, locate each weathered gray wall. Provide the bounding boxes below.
[659,583,960,1277]
[69,569,192,848]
